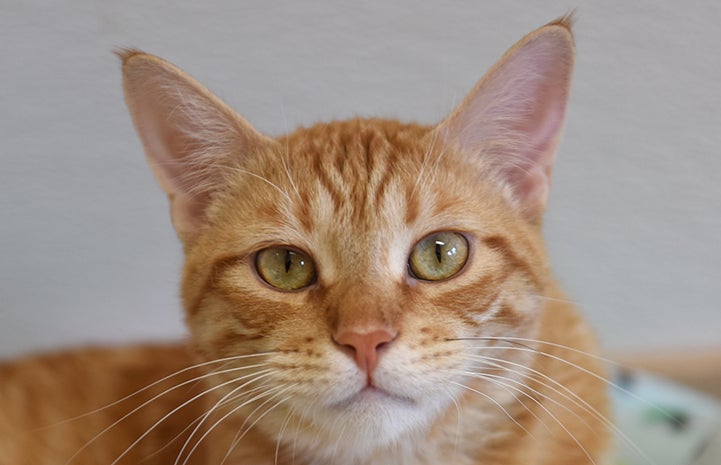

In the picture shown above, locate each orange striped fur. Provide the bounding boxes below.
[0,17,611,465]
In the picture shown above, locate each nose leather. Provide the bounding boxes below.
[334,329,396,374]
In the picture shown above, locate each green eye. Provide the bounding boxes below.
[255,247,316,291]
[409,232,469,281]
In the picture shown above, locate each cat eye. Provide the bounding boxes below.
[409,232,469,281]
[255,247,317,291]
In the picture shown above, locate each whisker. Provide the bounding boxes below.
[450,368,550,439]
[181,383,284,465]
[142,381,286,464]
[174,371,278,465]
[442,385,463,456]
[274,409,294,465]
[290,396,315,465]
[64,362,271,465]
[456,365,584,434]
[446,380,532,437]
[189,384,295,465]
[44,352,273,430]
[464,355,655,465]
[452,368,597,465]
[451,336,619,367]
[465,355,601,428]
[452,362,553,436]
[222,388,296,465]
[110,367,274,465]
[457,337,677,423]
[136,413,206,464]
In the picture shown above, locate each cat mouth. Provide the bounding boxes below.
[334,386,416,409]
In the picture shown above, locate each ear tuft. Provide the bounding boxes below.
[547,11,575,30]
[114,47,146,64]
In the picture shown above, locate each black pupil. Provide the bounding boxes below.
[435,240,444,263]
[284,250,292,273]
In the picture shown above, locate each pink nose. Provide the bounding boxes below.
[334,329,396,374]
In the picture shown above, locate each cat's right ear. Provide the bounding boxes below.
[119,50,274,244]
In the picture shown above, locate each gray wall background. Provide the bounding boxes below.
[1,0,719,358]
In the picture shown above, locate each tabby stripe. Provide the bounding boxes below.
[185,255,246,317]
[296,189,314,232]
[312,155,342,213]
[372,154,395,213]
[481,235,541,289]
[431,276,507,328]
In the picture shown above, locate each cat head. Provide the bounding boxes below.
[121,17,574,460]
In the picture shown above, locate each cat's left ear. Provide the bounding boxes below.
[436,17,575,222]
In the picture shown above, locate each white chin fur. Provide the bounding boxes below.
[290,390,440,463]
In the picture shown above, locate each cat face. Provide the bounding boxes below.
[180,119,549,452]
[120,17,575,461]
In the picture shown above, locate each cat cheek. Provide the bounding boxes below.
[374,358,452,400]
[287,351,365,405]
[466,293,506,326]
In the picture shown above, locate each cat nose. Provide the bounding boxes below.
[334,329,396,374]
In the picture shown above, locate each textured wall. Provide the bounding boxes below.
[1,0,719,357]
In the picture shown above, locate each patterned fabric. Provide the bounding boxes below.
[611,370,721,465]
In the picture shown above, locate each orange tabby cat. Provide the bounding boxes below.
[0,17,611,465]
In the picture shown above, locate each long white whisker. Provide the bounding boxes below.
[46,352,273,430]
[453,363,553,436]
[458,366,580,434]
[453,336,619,367]
[459,338,675,423]
[447,380,532,436]
[291,396,315,465]
[275,409,294,465]
[142,380,287,464]
[443,385,463,456]
[454,369,596,465]
[64,362,270,465]
[223,388,296,465]
[110,367,274,465]
[465,355,601,430]
[183,384,291,465]
[174,371,277,465]
[465,354,656,465]
[138,384,273,465]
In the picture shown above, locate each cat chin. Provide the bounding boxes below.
[331,385,416,409]
[297,395,436,458]
[243,393,434,465]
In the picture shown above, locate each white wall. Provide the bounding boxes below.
[1,0,719,358]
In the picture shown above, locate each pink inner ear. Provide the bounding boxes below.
[135,98,191,195]
[442,28,574,219]
[122,53,273,243]
[512,41,571,165]
[460,36,572,164]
